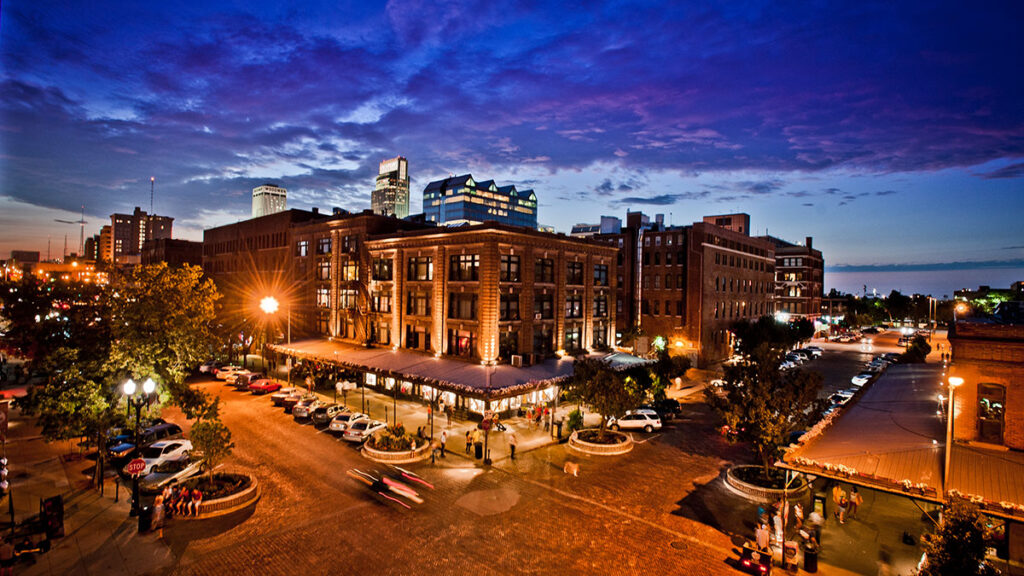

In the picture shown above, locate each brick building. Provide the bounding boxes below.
[142,238,203,267]
[949,307,1024,449]
[761,235,824,320]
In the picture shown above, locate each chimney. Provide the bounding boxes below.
[312,207,319,215]
[805,236,813,249]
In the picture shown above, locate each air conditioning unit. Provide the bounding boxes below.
[534,313,543,321]
[511,355,523,368]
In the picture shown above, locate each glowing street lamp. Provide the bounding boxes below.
[123,377,157,517]
[944,376,964,491]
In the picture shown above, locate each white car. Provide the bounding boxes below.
[291,397,323,420]
[850,373,874,387]
[343,419,386,442]
[139,440,193,475]
[329,411,369,434]
[225,370,253,385]
[608,412,662,432]
[214,365,244,380]
[804,346,824,357]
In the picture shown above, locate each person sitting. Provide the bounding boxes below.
[174,487,191,516]
[188,488,203,516]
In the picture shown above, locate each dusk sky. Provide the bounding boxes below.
[2,1,1022,293]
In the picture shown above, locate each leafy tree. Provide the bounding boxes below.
[731,315,811,357]
[902,335,932,363]
[566,357,643,437]
[705,348,826,472]
[650,349,691,400]
[190,418,235,482]
[106,263,221,419]
[885,290,912,322]
[919,497,998,576]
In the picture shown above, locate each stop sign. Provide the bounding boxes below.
[124,458,146,476]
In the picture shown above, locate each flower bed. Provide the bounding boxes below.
[725,465,809,503]
[568,428,633,456]
[362,422,434,464]
[177,473,261,520]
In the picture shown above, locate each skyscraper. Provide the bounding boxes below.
[252,184,288,218]
[372,157,410,218]
[422,174,538,229]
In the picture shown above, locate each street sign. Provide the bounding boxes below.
[123,458,146,476]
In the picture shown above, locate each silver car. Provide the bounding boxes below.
[342,419,386,442]
[292,398,323,420]
[328,411,368,434]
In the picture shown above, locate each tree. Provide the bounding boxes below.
[565,357,643,437]
[106,263,221,419]
[902,335,932,363]
[190,418,234,482]
[885,290,912,322]
[705,347,826,472]
[919,497,998,576]
[650,349,691,400]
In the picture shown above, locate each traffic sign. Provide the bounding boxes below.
[123,458,146,476]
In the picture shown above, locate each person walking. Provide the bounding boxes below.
[832,483,842,519]
[848,487,863,519]
[439,429,447,457]
[793,502,804,531]
[755,522,770,552]
[508,431,518,460]
[152,495,166,538]
[465,430,473,454]
[838,489,848,524]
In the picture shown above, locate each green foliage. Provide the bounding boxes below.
[885,290,913,321]
[902,335,932,363]
[566,408,584,432]
[919,497,998,576]
[190,418,234,479]
[969,293,1010,315]
[704,347,826,471]
[566,357,644,432]
[650,349,691,400]
[106,263,221,419]
[368,423,419,451]
[731,316,809,357]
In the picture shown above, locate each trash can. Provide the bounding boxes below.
[138,505,153,533]
[556,421,563,440]
[474,442,483,459]
[803,542,819,573]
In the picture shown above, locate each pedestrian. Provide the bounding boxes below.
[755,522,770,552]
[838,489,848,524]
[438,400,445,422]
[807,509,824,542]
[439,429,447,457]
[465,430,473,454]
[189,488,203,517]
[772,511,783,543]
[848,487,863,519]
[152,495,166,538]
[508,431,517,460]
[832,483,842,519]
[543,408,550,431]
[793,502,804,531]
[446,405,452,426]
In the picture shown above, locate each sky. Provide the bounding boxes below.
[1,1,1022,293]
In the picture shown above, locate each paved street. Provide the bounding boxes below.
[9,333,950,576]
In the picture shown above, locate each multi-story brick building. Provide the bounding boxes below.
[597,212,775,365]
[761,235,824,320]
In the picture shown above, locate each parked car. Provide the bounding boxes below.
[108,422,184,460]
[790,350,812,362]
[805,346,823,356]
[225,369,253,385]
[311,403,346,427]
[850,372,874,387]
[139,457,205,494]
[343,419,386,442]
[214,365,244,380]
[271,387,301,406]
[139,439,193,475]
[608,412,662,432]
[785,353,805,365]
[232,372,265,390]
[249,379,283,395]
[329,411,369,434]
[829,390,854,405]
[292,397,324,420]
[283,393,316,414]
[635,401,679,421]
[198,361,223,374]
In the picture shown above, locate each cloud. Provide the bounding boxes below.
[981,162,1024,180]
[827,259,1024,273]
[874,190,898,196]
[616,192,709,205]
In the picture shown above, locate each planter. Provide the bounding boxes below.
[725,465,810,503]
[178,474,261,520]
[568,429,633,456]
[362,440,434,464]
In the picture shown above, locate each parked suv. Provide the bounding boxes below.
[232,372,265,391]
[291,397,323,420]
[607,412,662,432]
[108,422,184,460]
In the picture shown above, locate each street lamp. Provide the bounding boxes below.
[261,296,291,381]
[944,376,963,492]
[123,377,156,517]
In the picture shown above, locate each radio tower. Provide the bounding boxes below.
[54,205,87,256]
[150,177,155,213]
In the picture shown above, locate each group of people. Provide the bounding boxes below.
[754,483,864,555]
[161,485,203,518]
[831,484,863,524]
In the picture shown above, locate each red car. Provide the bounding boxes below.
[248,379,283,395]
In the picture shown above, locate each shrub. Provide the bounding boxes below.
[566,408,584,433]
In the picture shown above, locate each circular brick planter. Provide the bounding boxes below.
[362,441,434,464]
[724,465,810,503]
[568,429,633,456]
[178,474,261,520]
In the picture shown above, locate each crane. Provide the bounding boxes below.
[55,205,87,257]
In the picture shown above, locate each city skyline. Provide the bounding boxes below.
[1,1,1022,289]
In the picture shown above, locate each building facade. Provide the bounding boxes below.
[109,207,173,265]
[142,238,203,267]
[252,184,288,218]
[762,235,824,320]
[372,157,410,219]
[422,174,538,229]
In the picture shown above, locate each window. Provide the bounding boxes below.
[499,332,518,358]
[654,252,660,265]
[567,262,584,285]
[564,326,581,352]
[405,325,430,351]
[340,260,358,282]
[533,325,553,356]
[653,300,660,315]
[338,289,357,309]
[653,275,660,289]
[565,294,583,319]
[406,291,431,316]
[448,293,478,320]
[372,292,392,313]
[677,275,684,289]
[535,258,554,283]
[978,383,1005,444]
[499,255,521,282]
[592,325,607,348]
[665,273,672,289]
[499,293,520,321]
[316,312,329,334]
[407,257,433,281]
[642,253,650,265]
[655,236,662,246]
[594,264,609,286]
[317,237,332,255]
[665,252,672,266]
[594,295,608,318]
[317,260,331,281]
[372,258,393,281]
[341,235,358,254]
[316,287,330,308]
[447,329,474,357]
[449,254,479,281]
[296,240,309,257]
[677,300,683,316]
[534,293,554,319]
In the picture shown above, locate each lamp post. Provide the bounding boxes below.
[123,377,156,517]
[944,376,963,492]
[260,296,291,380]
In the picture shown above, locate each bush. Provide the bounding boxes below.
[576,428,627,444]
[366,422,419,452]
[902,335,932,363]
[181,472,250,500]
[566,409,584,433]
